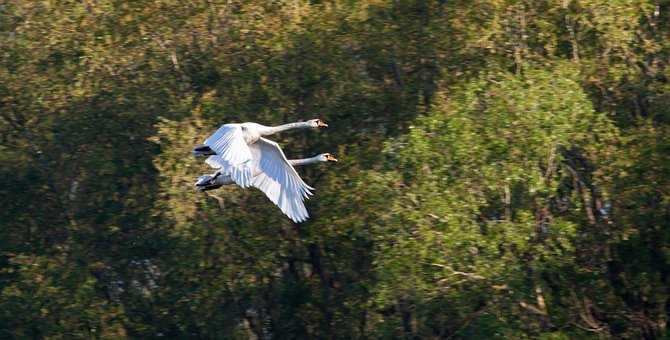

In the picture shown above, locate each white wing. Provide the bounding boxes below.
[203,124,254,188]
[205,154,261,177]
[204,155,227,170]
[250,138,314,223]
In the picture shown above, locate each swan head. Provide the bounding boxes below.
[318,153,338,162]
[308,119,328,128]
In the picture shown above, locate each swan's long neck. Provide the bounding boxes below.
[289,155,322,166]
[260,122,310,135]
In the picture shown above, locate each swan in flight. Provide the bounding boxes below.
[195,152,338,190]
[192,119,328,188]
[195,145,338,223]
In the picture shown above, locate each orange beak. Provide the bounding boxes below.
[317,120,329,128]
[327,154,338,162]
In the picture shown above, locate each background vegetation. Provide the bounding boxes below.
[1,0,669,338]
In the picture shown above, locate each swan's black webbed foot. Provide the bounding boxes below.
[195,173,224,192]
[192,145,216,156]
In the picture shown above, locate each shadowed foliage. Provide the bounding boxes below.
[1,1,669,338]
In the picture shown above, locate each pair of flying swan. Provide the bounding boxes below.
[192,119,337,222]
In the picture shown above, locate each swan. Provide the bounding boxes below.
[192,119,328,188]
[195,144,338,223]
[195,152,339,190]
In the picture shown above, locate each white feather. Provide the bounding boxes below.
[197,119,328,222]
[249,138,314,223]
[203,124,254,188]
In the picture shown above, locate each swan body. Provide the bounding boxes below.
[196,153,338,190]
[192,119,327,189]
[196,147,337,222]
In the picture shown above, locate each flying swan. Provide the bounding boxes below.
[196,141,338,222]
[192,119,328,188]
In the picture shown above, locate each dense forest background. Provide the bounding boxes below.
[1,0,669,338]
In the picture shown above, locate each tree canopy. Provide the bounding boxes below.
[1,0,669,338]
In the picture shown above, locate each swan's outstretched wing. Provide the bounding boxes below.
[203,124,253,188]
[204,155,228,170]
[250,138,314,223]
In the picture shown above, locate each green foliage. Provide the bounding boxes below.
[371,64,618,337]
[1,0,669,338]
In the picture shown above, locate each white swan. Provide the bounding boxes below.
[192,119,328,188]
[195,147,338,223]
